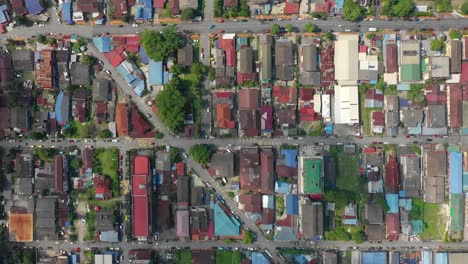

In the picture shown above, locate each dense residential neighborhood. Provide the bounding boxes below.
[1,0,468,263]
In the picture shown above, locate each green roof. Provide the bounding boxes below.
[303,158,323,195]
[450,194,464,231]
[401,64,421,82]
[214,204,240,237]
[410,220,423,235]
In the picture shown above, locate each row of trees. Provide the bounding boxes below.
[140,26,182,61]
[214,0,248,18]
[381,0,415,18]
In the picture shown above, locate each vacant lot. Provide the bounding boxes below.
[215,250,242,264]
[420,203,448,240]
[95,148,120,196]
[332,146,360,193]
[175,250,193,264]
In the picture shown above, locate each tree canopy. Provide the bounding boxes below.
[449,29,462,40]
[272,24,281,35]
[462,1,468,15]
[99,129,112,138]
[392,0,415,18]
[343,0,364,21]
[243,230,255,244]
[140,26,182,61]
[304,22,318,33]
[435,0,452,12]
[285,24,294,32]
[189,144,211,165]
[155,77,187,133]
[430,38,445,51]
[181,8,195,21]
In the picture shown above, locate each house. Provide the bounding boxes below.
[179,0,198,9]
[192,250,215,264]
[240,148,260,191]
[251,252,270,264]
[55,91,69,126]
[177,210,190,241]
[385,155,399,194]
[190,208,208,240]
[223,0,238,7]
[372,111,385,134]
[285,194,298,215]
[385,213,400,241]
[284,0,300,14]
[94,175,112,199]
[261,36,272,83]
[334,34,359,85]
[210,151,235,178]
[273,86,297,106]
[35,50,54,89]
[35,197,57,240]
[358,46,379,82]
[177,44,193,67]
[55,155,68,195]
[399,40,421,82]
[384,95,399,136]
[93,78,110,102]
[132,156,150,239]
[170,0,180,15]
[449,152,462,194]
[130,105,153,138]
[239,109,259,136]
[300,44,321,85]
[9,211,33,242]
[299,156,323,197]
[448,40,462,74]
[400,109,423,133]
[298,88,315,122]
[334,85,359,124]
[275,40,294,81]
[214,203,240,237]
[177,176,190,206]
[426,104,447,128]
[95,209,115,232]
[72,88,87,123]
[386,43,397,73]
[448,84,462,128]
[365,89,384,108]
[260,105,273,133]
[261,149,274,194]
[12,49,34,71]
[423,56,450,80]
[362,252,388,264]
[366,203,384,224]
[400,154,421,198]
[11,0,28,15]
[116,103,129,136]
[239,193,262,213]
[299,198,323,239]
[61,1,73,24]
[134,0,153,20]
[110,0,128,18]
[423,151,446,203]
[10,107,30,132]
[77,0,100,14]
[25,0,43,14]
[237,47,257,84]
[71,63,90,85]
[216,104,235,129]
[0,51,11,91]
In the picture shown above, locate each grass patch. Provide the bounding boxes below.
[215,251,242,264]
[383,144,397,155]
[331,146,360,193]
[95,148,120,197]
[276,195,285,217]
[175,250,193,264]
[411,144,421,155]
[420,203,447,240]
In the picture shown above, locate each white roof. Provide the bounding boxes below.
[313,94,321,113]
[384,72,398,85]
[322,94,330,119]
[334,34,359,84]
[334,85,359,124]
[95,254,113,264]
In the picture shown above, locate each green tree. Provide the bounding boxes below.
[121,13,134,23]
[238,0,249,17]
[155,77,187,133]
[431,38,444,51]
[191,62,207,75]
[227,192,235,198]
[322,32,334,41]
[462,1,468,15]
[208,67,215,81]
[392,0,415,18]
[14,16,30,26]
[155,133,164,139]
[64,121,78,138]
[271,24,281,35]
[70,159,81,170]
[343,0,364,21]
[189,144,211,165]
[352,230,366,243]
[81,54,95,65]
[140,27,182,61]
[243,230,255,244]
[99,129,112,138]
[304,22,318,33]
[214,0,224,17]
[449,29,462,40]
[285,24,294,32]
[36,34,46,43]
[435,0,452,12]
[181,8,195,21]
[225,238,233,244]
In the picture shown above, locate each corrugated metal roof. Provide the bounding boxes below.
[450,152,463,194]
[285,194,298,215]
[148,60,163,85]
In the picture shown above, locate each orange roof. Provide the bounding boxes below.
[216,104,235,129]
[9,213,33,242]
[116,103,129,136]
[35,50,54,89]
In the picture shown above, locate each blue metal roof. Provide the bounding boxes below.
[363,252,387,264]
[139,46,150,65]
[133,81,145,96]
[275,181,290,194]
[397,83,411,91]
[149,60,163,85]
[25,0,43,15]
[285,194,298,215]
[55,92,66,124]
[100,231,119,242]
[435,252,447,264]
[450,152,463,194]
[386,194,399,214]
[281,149,298,168]
[214,204,240,236]
[0,5,8,24]
[61,2,73,23]
[251,252,271,264]
[422,251,432,264]
[71,254,78,264]
[93,37,112,53]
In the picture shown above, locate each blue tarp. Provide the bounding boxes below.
[400,99,409,107]
[25,0,43,14]
[399,198,412,211]
[61,2,73,23]
[251,252,271,264]
[281,149,298,168]
[386,194,399,214]
[450,152,463,194]
[93,37,112,53]
[363,252,387,264]
[285,194,298,215]
[275,181,290,194]
[149,60,163,85]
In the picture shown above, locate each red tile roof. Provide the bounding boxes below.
[262,208,274,225]
[386,44,397,73]
[133,196,149,237]
[372,111,385,126]
[111,0,128,18]
[240,149,260,191]
[126,44,139,52]
[94,175,112,199]
[130,105,152,137]
[170,0,180,15]
[261,149,274,194]
[215,91,233,99]
[239,194,261,213]
[260,105,273,131]
[55,155,64,194]
[154,0,166,8]
[449,84,462,128]
[314,2,329,12]
[216,103,235,129]
[284,1,300,14]
[365,89,384,102]
[273,86,297,104]
[134,156,149,176]
[239,89,259,110]
[300,106,316,122]
[104,50,124,67]
[223,0,238,7]
[11,0,28,15]
[386,213,400,241]
[36,50,54,89]
[116,103,129,136]
[77,0,99,13]
[299,88,314,101]
[425,84,446,105]
[176,162,185,176]
[385,155,399,193]
[237,72,257,84]
[276,164,297,178]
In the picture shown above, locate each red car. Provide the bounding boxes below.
[220,30,225,33]
[119,168,122,173]
[265,29,270,33]
[120,155,123,160]
[218,19,224,23]
[150,142,156,145]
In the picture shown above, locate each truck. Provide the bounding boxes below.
[368,27,377,32]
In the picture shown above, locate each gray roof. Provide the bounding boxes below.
[177,176,190,204]
[384,95,399,111]
[73,87,88,101]
[10,107,30,130]
[401,109,423,127]
[191,186,204,206]
[261,43,272,82]
[179,0,198,9]
[55,50,70,63]
[385,111,399,127]
[35,197,57,240]
[427,105,446,128]
[302,45,318,72]
[211,151,235,177]
[156,152,171,171]
[16,154,32,178]
[95,209,115,232]
[450,40,462,73]
[12,49,34,71]
[275,40,294,81]
[359,70,379,81]
[92,78,110,102]
[70,63,90,86]
[299,71,321,85]
[17,177,32,195]
[177,44,193,67]
[366,204,384,224]
[366,224,385,241]
[323,251,338,264]
[239,47,254,74]
[300,200,323,239]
